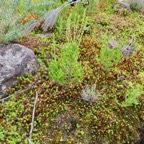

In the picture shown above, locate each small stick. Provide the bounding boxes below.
[29,91,39,144]
[128,35,135,45]
[0,81,37,102]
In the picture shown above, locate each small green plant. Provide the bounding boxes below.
[115,82,143,107]
[81,83,100,103]
[48,42,83,86]
[48,10,87,86]
[100,35,121,70]
[66,9,87,46]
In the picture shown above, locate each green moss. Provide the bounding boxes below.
[0,1,144,144]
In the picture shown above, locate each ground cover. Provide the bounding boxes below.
[0,0,144,143]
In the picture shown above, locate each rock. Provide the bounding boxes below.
[121,44,135,57]
[113,0,144,13]
[118,0,144,8]
[0,44,39,98]
[112,1,132,11]
[117,75,125,81]
[108,40,119,49]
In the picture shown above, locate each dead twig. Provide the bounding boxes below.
[29,91,39,144]
[0,81,37,102]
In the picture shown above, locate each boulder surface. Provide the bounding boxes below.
[0,44,39,98]
[119,0,144,7]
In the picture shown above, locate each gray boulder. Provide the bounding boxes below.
[119,0,144,7]
[0,44,39,98]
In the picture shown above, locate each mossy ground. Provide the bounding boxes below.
[0,1,144,144]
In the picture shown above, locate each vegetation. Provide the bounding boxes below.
[0,0,144,143]
[49,42,83,86]
[0,0,54,43]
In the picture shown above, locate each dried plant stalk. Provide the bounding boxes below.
[24,0,89,34]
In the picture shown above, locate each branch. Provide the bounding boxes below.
[0,81,37,102]
[29,91,39,144]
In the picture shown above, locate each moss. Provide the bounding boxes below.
[0,1,144,144]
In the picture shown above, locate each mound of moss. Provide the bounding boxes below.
[0,1,144,144]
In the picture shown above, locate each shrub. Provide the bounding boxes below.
[100,35,121,70]
[48,42,83,86]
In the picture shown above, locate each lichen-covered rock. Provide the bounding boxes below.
[119,0,144,7]
[0,44,39,98]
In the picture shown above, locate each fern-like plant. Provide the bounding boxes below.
[48,42,83,86]
[48,10,87,86]
[100,34,122,70]
[66,10,87,46]
[115,82,143,107]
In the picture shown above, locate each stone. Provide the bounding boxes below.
[112,1,132,11]
[108,40,119,49]
[114,0,144,13]
[121,44,135,57]
[0,44,39,98]
[118,0,144,7]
